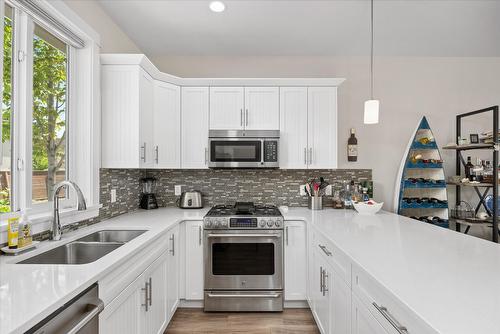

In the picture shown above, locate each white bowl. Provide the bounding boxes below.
[353,201,383,215]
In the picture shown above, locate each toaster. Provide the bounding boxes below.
[177,191,203,209]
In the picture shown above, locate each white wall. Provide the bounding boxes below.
[62,0,141,53]
[151,55,499,216]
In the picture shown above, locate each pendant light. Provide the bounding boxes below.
[364,0,379,124]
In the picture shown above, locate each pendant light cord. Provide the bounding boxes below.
[370,0,374,100]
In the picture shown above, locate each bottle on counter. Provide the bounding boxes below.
[7,217,19,249]
[347,128,358,162]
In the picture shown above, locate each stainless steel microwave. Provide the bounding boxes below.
[208,130,279,168]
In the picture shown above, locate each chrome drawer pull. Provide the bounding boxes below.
[319,266,323,292]
[141,281,150,311]
[199,226,202,245]
[372,302,409,334]
[318,244,333,256]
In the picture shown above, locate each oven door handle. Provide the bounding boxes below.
[206,233,282,238]
[207,293,281,298]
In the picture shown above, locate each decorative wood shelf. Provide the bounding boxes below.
[403,180,446,189]
[447,181,494,188]
[400,202,449,209]
[442,143,494,151]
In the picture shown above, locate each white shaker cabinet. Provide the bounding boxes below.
[307,87,338,169]
[244,87,279,130]
[280,87,338,169]
[352,293,389,334]
[279,87,309,169]
[209,87,245,130]
[153,81,181,168]
[101,65,155,168]
[184,221,204,300]
[166,225,180,321]
[284,221,307,301]
[181,87,209,168]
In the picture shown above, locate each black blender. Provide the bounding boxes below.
[140,177,158,210]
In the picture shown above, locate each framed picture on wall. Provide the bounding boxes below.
[470,134,479,144]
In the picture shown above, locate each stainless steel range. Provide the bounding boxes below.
[203,202,284,312]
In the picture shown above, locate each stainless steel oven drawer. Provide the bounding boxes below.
[204,290,283,312]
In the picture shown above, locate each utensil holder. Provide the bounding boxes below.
[308,196,323,210]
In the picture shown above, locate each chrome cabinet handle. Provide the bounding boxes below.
[319,266,323,293]
[207,293,281,298]
[373,302,409,334]
[142,280,150,311]
[285,226,289,246]
[141,142,147,162]
[318,244,333,256]
[205,148,208,165]
[199,225,202,245]
[155,145,159,164]
[169,234,175,256]
[66,300,104,334]
[322,269,329,296]
[240,109,243,127]
[304,148,307,165]
[148,277,152,306]
[245,109,249,126]
[309,148,313,165]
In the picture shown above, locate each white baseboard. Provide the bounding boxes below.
[284,300,309,308]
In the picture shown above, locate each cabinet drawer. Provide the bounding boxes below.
[352,264,438,334]
[314,230,351,286]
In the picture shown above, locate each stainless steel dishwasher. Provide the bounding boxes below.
[27,283,103,334]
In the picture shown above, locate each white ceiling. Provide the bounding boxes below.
[98,0,500,57]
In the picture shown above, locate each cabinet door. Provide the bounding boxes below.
[167,225,180,320]
[352,293,389,334]
[307,87,338,169]
[99,276,143,334]
[209,87,245,129]
[244,87,279,130]
[139,69,155,168]
[153,81,181,168]
[311,248,330,334]
[184,221,204,300]
[330,272,351,334]
[284,221,307,301]
[181,87,209,168]
[144,252,169,334]
[279,87,308,169]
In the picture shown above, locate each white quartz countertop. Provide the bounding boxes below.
[0,208,209,334]
[282,208,500,334]
[1,207,499,334]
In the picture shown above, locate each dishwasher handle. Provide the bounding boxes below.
[66,299,104,334]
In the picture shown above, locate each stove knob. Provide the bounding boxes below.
[215,220,222,228]
[220,219,228,228]
[205,220,212,228]
[274,220,281,227]
[267,220,274,227]
[259,220,266,227]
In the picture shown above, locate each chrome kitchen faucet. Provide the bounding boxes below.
[51,181,87,241]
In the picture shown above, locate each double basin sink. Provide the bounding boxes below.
[18,230,146,265]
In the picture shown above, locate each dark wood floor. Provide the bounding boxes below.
[165,308,320,334]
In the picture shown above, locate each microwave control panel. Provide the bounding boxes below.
[263,141,278,162]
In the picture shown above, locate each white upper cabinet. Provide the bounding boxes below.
[244,87,279,130]
[209,87,245,129]
[153,81,181,168]
[181,87,209,169]
[279,87,308,169]
[308,87,338,169]
[209,87,279,130]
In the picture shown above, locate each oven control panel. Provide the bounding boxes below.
[204,217,283,229]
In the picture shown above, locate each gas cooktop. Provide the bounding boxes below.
[204,202,283,229]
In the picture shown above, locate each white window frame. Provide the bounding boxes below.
[0,0,101,240]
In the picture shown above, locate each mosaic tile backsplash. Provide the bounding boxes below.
[31,168,371,242]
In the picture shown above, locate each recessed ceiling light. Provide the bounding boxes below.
[209,1,225,13]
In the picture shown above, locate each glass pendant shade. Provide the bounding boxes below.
[364,99,379,124]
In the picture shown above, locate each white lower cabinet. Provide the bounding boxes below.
[184,220,204,300]
[352,293,388,334]
[166,225,180,320]
[284,221,307,301]
[100,252,169,334]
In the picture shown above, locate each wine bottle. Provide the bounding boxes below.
[347,128,358,162]
[465,156,474,180]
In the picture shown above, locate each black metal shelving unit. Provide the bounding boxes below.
[443,106,499,242]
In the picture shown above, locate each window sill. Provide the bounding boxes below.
[0,205,101,243]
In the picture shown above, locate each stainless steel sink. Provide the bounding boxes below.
[18,229,147,265]
[75,230,146,243]
[18,241,124,265]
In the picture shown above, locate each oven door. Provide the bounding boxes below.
[208,139,262,168]
[204,229,283,290]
